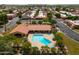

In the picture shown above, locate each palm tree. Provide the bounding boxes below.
[47,12,52,20]
[31,47,40,55]
[41,46,50,55]
[34,9,39,18]
[12,39,23,55]
[51,48,56,55]
[46,11,57,25]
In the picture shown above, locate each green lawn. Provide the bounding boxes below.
[62,33,79,55]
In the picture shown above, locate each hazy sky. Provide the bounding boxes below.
[0,0,79,5]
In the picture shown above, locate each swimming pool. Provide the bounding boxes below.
[32,34,51,46]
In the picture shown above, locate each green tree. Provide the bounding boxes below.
[0,12,8,32]
[32,20,37,24]
[51,48,56,54]
[67,16,79,20]
[47,12,57,25]
[41,46,50,55]
[38,21,43,24]
[0,35,17,54]
[55,7,60,12]
[31,47,40,55]
[12,38,24,54]
[62,7,66,11]
[22,41,31,55]
[49,19,57,24]
[56,40,63,47]
[8,9,13,13]
[47,12,52,20]
[34,9,39,18]
[17,12,22,18]
[55,13,61,18]
[55,32,65,54]
[16,21,21,24]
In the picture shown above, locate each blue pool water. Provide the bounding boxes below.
[32,34,51,46]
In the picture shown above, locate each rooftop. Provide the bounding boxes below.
[10,24,52,35]
[35,11,46,18]
[67,20,79,25]
[73,20,79,25]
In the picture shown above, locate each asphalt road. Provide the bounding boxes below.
[0,17,19,32]
[56,19,79,41]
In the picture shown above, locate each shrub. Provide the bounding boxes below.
[16,21,21,24]
[32,21,37,24]
[67,16,79,20]
[0,21,4,25]
[0,25,3,28]
[49,19,57,24]
[55,13,61,18]
[38,21,43,24]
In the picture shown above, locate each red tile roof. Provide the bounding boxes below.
[10,24,52,35]
[10,24,28,35]
[28,25,52,31]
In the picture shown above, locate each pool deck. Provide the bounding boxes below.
[28,34,56,49]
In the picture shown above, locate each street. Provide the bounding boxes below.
[56,19,79,41]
